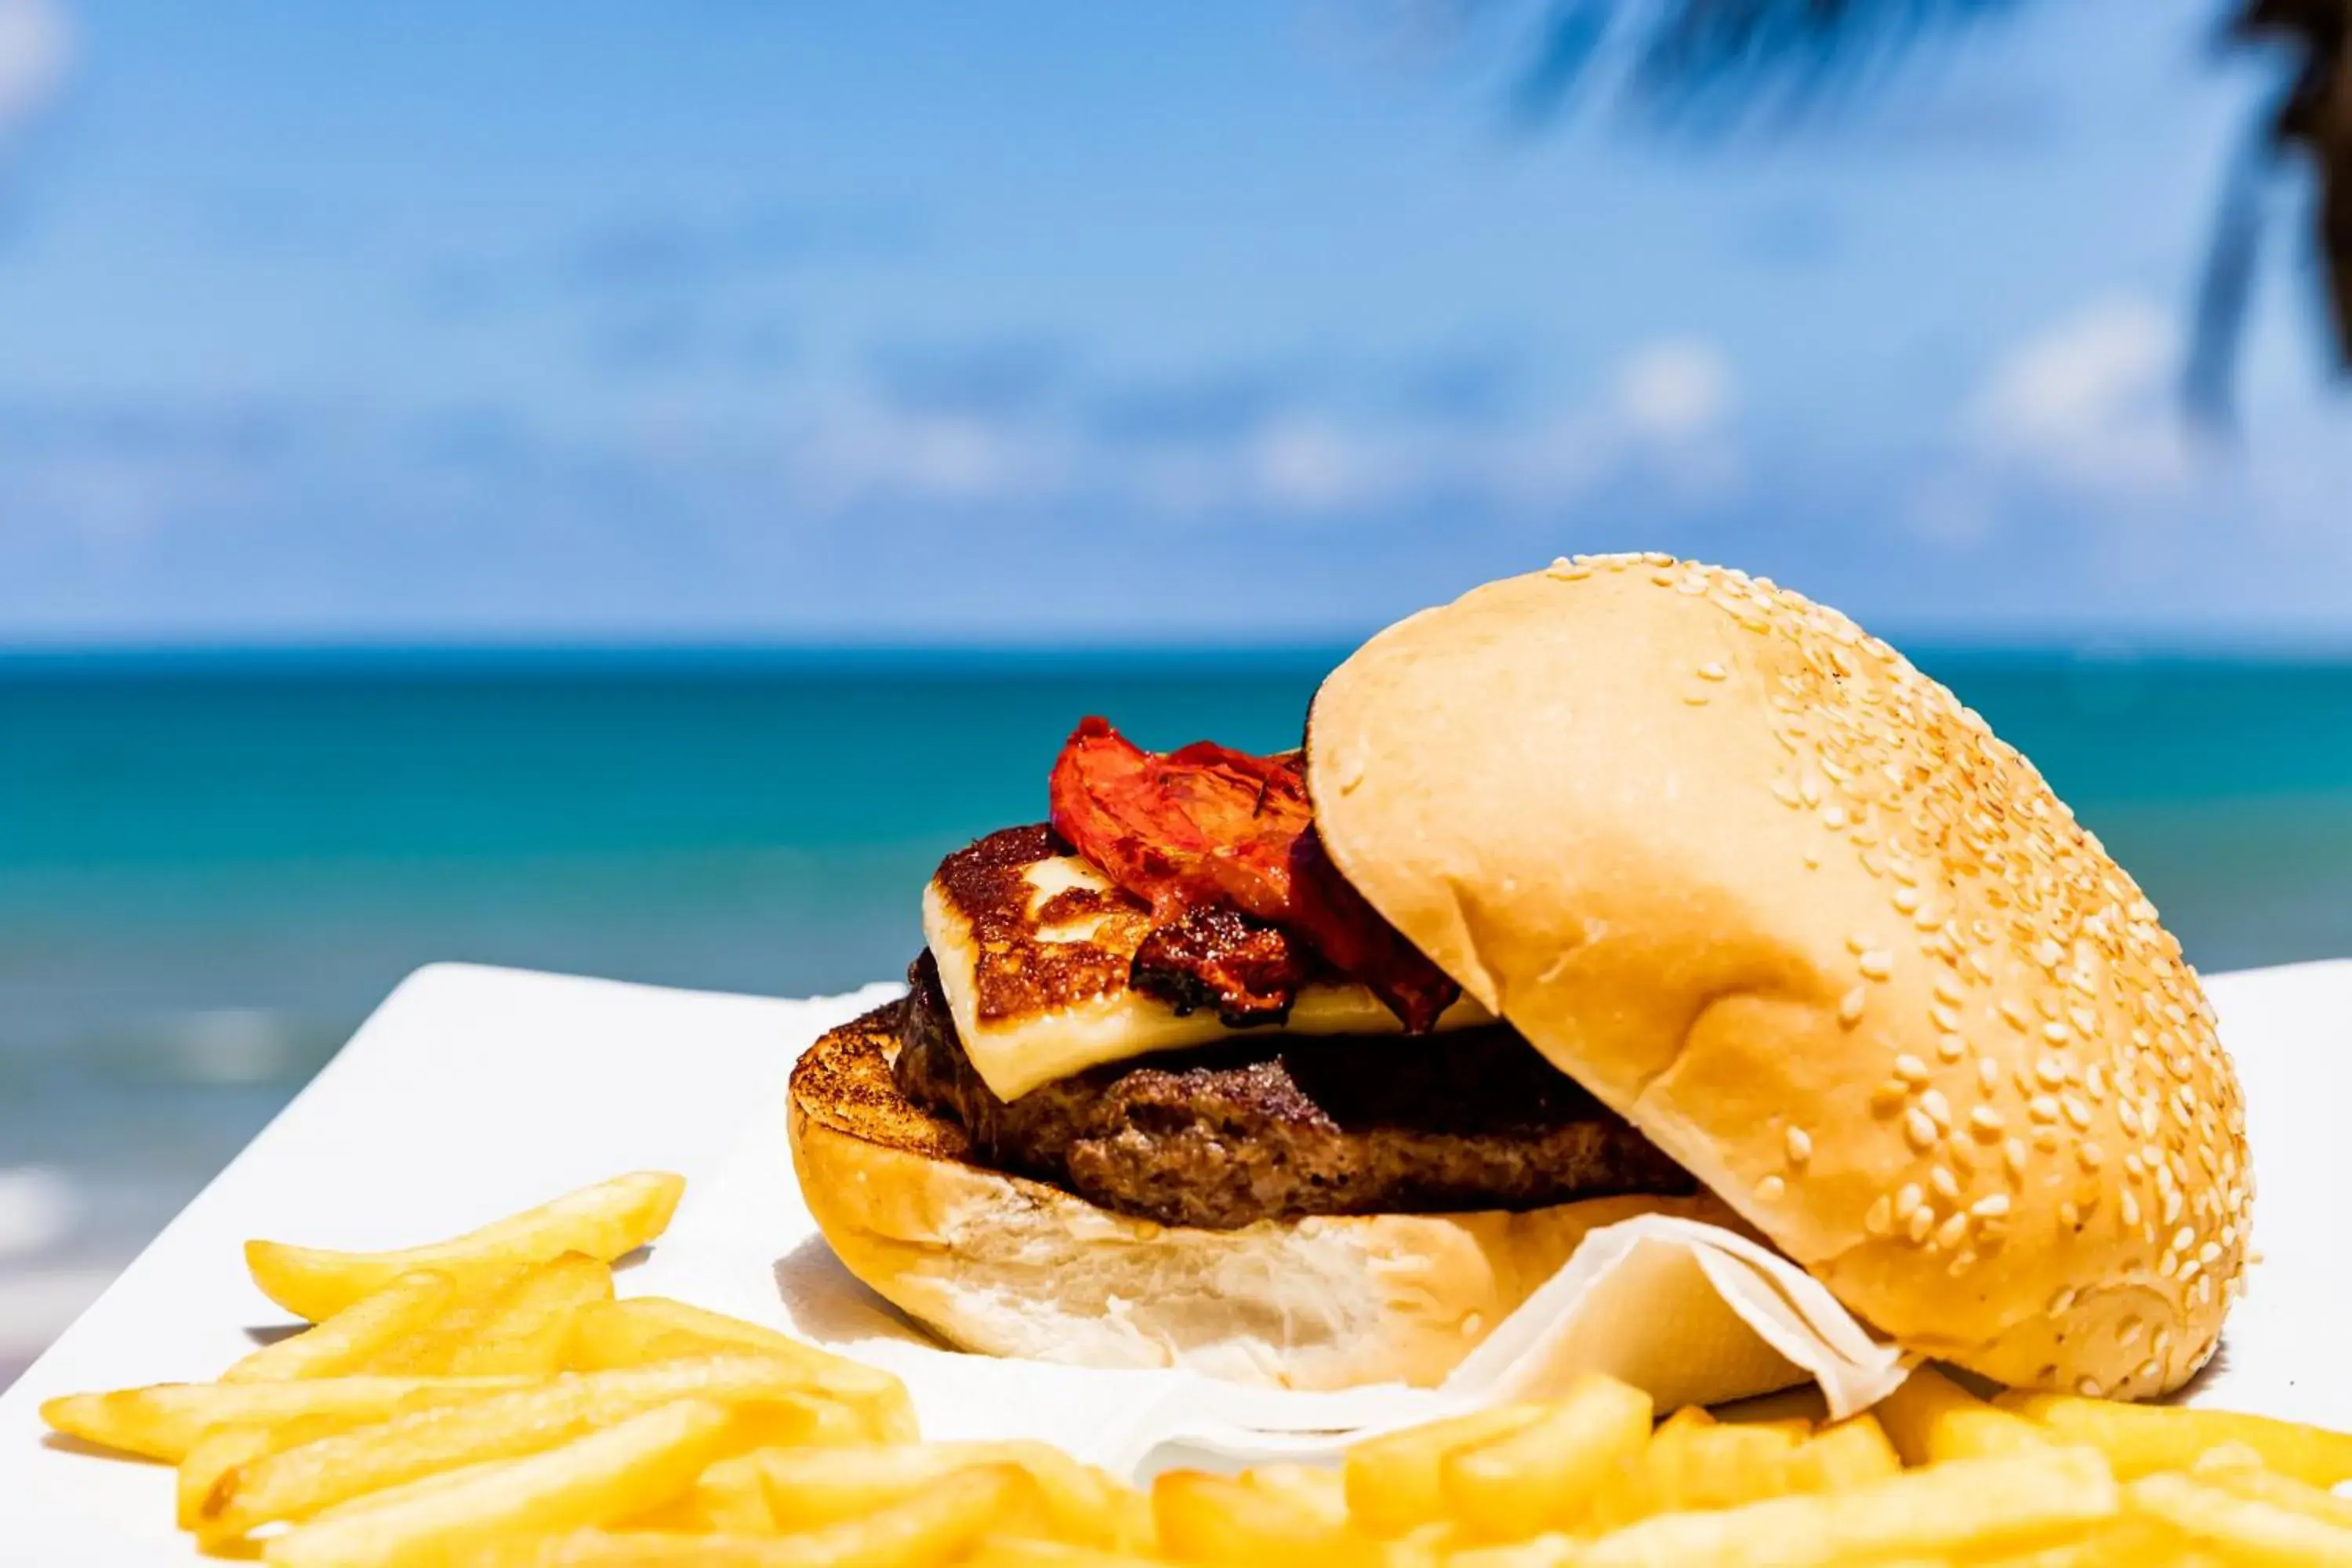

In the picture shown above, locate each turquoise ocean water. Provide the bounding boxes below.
[4,648,2351,1369]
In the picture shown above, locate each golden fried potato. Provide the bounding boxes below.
[461,1466,1039,1567]
[1342,1405,1547,1537]
[2000,1391,2352,1486]
[262,1396,740,1567]
[1152,1468,1377,1566]
[564,1298,916,1443]
[225,1272,459,1382]
[1443,1375,1653,1539]
[1876,1367,2051,1466]
[365,1254,612,1377]
[1576,1445,2118,1568]
[42,1374,531,1463]
[199,1356,855,1542]
[246,1173,684,1322]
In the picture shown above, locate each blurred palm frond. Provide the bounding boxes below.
[1489,0,2351,416]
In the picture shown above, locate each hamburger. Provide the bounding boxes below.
[789,556,2252,1400]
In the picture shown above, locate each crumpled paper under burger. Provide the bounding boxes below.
[632,1004,1911,1477]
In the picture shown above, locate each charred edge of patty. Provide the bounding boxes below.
[892,950,1694,1231]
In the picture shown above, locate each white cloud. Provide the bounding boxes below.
[1613,339,1733,441]
[0,0,71,143]
[1967,298,2187,495]
[762,336,1744,522]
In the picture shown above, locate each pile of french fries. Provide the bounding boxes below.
[41,1171,2352,1566]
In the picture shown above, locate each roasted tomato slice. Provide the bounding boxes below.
[1048,717,1460,1031]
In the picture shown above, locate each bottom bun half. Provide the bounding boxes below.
[786,1004,1737,1391]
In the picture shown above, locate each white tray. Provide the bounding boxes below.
[5,959,2349,1560]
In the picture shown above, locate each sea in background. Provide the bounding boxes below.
[6,646,2352,1382]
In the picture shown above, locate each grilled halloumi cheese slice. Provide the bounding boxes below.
[922,826,1492,1102]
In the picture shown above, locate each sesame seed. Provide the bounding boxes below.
[2138,1358,2161,1384]
[1936,1035,1966,1062]
[1683,690,1711,706]
[2042,1021,2073,1044]
[1846,932,1872,955]
[2119,1316,2145,1347]
[2028,1095,2060,1123]
[2061,1095,2093,1130]
[2059,1200,2082,1229]
[1977,1060,2002,1096]
[1973,1193,2012,1218]
[1895,1183,1925,1221]
[1933,975,1966,1005]
[1697,660,1728,681]
[1893,1054,1929,1086]
[1785,1127,1813,1165]
[1929,1002,1962,1033]
[1908,1206,1936,1243]
[1859,950,1895,981]
[1837,987,1867,1027]
[1930,1165,1961,1202]
[1935,1212,1971,1250]
[1921,1088,1953,1130]
[1905,1109,1938,1149]
[2004,1137,2029,1178]
[2035,1057,2068,1088]
[1969,1105,2005,1139]
[2078,1142,2105,1172]
[1893,887,1922,913]
[2122,1190,2143,1227]
[2078,1377,2105,1398]
[1756,1175,1787,1203]
[1864,1195,1894,1235]
[2049,1287,2079,1315]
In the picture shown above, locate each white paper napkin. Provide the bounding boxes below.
[628,985,1908,1478]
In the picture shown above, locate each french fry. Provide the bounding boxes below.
[224,1272,459,1382]
[1876,1366,2051,1465]
[1433,1534,1578,1568]
[1584,1406,1810,1530]
[1575,1446,2118,1568]
[365,1254,612,1377]
[460,1466,1039,1567]
[1341,1404,1548,1537]
[201,1356,858,1542]
[246,1172,684,1322]
[1240,1463,1349,1526]
[262,1396,739,1568]
[40,1374,532,1463]
[1999,1390,2352,1486]
[180,1417,350,1530]
[2191,1442,2352,1526]
[2128,1471,2352,1566]
[565,1298,917,1443]
[1152,1468,1377,1565]
[1715,1386,1831,1427]
[963,1537,1173,1568]
[691,1452,783,1533]
[1784,1414,1903,1491]
[1443,1375,1654,1539]
[735,1440,1133,1548]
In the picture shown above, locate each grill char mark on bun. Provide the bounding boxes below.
[892,950,1693,1230]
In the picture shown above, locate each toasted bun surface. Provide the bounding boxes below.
[1307,555,2251,1398]
[787,1004,1735,1390]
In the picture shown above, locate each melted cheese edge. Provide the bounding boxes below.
[922,854,1492,1102]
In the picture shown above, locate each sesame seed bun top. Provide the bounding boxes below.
[1306,554,2251,1398]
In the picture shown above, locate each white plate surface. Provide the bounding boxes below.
[4,958,2349,1560]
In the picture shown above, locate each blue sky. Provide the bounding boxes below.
[0,0,2343,645]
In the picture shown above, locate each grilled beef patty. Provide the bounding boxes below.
[892,950,1692,1230]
